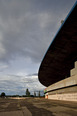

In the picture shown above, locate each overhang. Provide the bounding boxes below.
[38,2,77,87]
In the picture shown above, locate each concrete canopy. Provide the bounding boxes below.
[38,2,77,87]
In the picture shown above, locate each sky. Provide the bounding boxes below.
[0,0,76,95]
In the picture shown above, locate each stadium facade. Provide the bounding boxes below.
[38,2,77,101]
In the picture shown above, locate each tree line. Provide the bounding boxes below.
[0,88,44,98]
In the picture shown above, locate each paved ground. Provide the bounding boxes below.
[0,98,77,116]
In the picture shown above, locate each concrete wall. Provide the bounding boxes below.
[45,85,77,101]
[71,61,77,76]
[46,75,77,92]
[75,61,77,68]
[48,93,77,101]
[45,61,77,101]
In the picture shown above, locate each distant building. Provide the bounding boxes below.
[38,2,77,101]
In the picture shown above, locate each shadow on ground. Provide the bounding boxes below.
[20,101,54,116]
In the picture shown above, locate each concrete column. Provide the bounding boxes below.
[71,61,77,76]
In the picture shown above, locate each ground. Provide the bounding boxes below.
[0,97,77,116]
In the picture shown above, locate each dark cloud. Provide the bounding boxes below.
[26,73,38,77]
[0,0,76,63]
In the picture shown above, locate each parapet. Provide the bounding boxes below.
[71,61,77,76]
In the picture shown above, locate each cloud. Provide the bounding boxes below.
[26,73,38,77]
[0,0,76,95]
[0,74,45,95]
[0,62,8,72]
[0,32,6,59]
[0,0,75,63]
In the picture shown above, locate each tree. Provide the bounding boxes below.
[38,91,40,97]
[34,91,36,97]
[26,88,30,97]
[1,92,6,98]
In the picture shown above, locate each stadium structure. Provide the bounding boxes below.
[38,2,77,101]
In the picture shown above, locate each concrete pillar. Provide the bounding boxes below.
[71,61,77,76]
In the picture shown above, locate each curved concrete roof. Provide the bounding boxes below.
[38,2,77,87]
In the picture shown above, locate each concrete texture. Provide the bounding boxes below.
[71,68,77,76]
[0,98,77,116]
[71,62,77,76]
[46,74,77,92]
[0,111,23,116]
[48,93,77,101]
[22,107,32,116]
[0,98,32,116]
[75,61,77,68]
[45,61,77,101]
[48,86,77,95]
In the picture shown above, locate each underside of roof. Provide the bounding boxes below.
[38,2,77,87]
